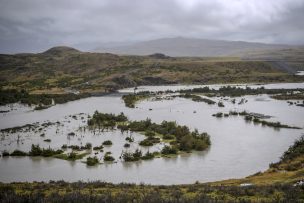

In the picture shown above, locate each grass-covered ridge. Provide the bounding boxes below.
[1,47,303,97]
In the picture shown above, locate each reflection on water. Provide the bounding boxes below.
[0,83,304,185]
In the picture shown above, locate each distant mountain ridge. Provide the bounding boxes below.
[94,37,294,57]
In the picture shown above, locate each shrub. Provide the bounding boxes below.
[125,136,134,142]
[29,144,42,156]
[218,102,225,107]
[2,151,9,157]
[212,112,223,117]
[145,131,155,137]
[142,151,154,160]
[245,115,253,121]
[93,145,103,150]
[139,139,154,146]
[133,149,142,159]
[85,142,92,149]
[102,140,112,145]
[104,155,115,162]
[122,152,135,162]
[68,152,77,160]
[86,156,99,166]
[161,145,178,155]
[122,149,142,162]
[163,134,175,140]
[10,150,27,156]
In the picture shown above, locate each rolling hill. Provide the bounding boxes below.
[95,37,295,57]
[0,46,303,95]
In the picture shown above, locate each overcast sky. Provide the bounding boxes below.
[0,0,304,53]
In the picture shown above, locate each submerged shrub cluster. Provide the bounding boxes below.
[122,92,151,108]
[0,88,90,107]
[179,86,304,97]
[6,145,63,157]
[87,111,128,130]
[213,111,301,129]
[179,93,216,104]
[88,111,211,153]
[122,149,156,162]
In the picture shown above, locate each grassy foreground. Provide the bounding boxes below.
[1,137,303,202]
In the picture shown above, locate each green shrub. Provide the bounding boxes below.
[102,140,112,145]
[142,151,155,160]
[161,145,178,155]
[103,155,115,162]
[163,134,175,140]
[10,150,28,156]
[86,156,99,166]
[139,139,154,146]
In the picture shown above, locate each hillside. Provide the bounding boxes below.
[0,46,303,95]
[95,37,293,57]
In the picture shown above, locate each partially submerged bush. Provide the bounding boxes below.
[10,150,28,156]
[122,149,143,162]
[86,156,99,166]
[2,151,9,157]
[102,140,113,146]
[103,155,115,162]
[29,145,63,157]
[161,145,178,155]
[163,134,175,140]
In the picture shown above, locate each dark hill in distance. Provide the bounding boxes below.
[43,46,80,56]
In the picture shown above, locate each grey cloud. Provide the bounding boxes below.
[0,0,303,53]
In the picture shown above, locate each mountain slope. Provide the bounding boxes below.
[95,37,292,57]
[0,46,303,95]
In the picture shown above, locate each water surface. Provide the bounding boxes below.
[0,83,303,184]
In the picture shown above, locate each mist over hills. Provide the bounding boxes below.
[94,37,296,57]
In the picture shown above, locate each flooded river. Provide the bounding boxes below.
[0,83,303,184]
